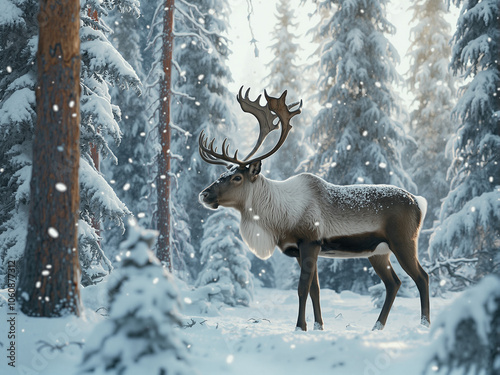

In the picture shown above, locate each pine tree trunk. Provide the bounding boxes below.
[88,7,101,241]
[156,0,175,271]
[17,0,82,317]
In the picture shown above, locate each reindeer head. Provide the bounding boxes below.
[198,87,302,210]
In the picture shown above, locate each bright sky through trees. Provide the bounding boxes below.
[227,0,458,112]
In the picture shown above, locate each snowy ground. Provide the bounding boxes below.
[0,286,460,375]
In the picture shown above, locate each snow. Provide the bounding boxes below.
[0,87,35,132]
[0,284,460,375]
[430,276,499,353]
[0,0,23,26]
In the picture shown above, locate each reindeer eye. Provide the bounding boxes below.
[232,176,242,182]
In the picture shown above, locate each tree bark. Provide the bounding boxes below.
[156,0,175,271]
[88,7,101,241]
[17,0,82,317]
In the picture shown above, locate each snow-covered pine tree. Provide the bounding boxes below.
[196,209,253,307]
[78,0,141,284]
[0,0,141,287]
[265,0,306,181]
[79,224,191,375]
[145,0,238,276]
[0,0,38,287]
[102,8,153,255]
[171,0,238,254]
[428,0,500,284]
[405,0,456,234]
[426,275,500,374]
[270,251,300,290]
[305,0,415,292]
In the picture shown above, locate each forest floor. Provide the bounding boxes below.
[0,285,460,375]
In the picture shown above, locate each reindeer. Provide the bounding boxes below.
[198,87,430,331]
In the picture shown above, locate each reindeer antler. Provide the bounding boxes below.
[198,132,245,168]
[198,87,302,168]
[237,87,279,160]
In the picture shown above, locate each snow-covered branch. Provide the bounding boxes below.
[171,89,195,101]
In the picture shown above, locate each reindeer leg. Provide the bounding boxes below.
[391,241,430,327]
[296,240,320,331]
[369,253,401,330]
[396,258,430,327]
[296,256,323,330]
[309,266,324,330]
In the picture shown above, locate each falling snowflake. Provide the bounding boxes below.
[55,182,67,192]
[47,227,59,238]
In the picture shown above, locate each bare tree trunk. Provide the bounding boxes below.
[156,0,175,271]
[17,0,82,317]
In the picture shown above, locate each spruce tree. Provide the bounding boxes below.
[77,0,141,285]
[406,0,456,232]
[171,0,238,253]
[146,0,238,276]
[265,0,305,181]
[102,8,153,253]
[0,0,38,287]
[0,0,141,287]
[426,275,500,374]
[79,225,191,375]
[428,0,500,282]
[305,0,415,292]
[196,209,254,307]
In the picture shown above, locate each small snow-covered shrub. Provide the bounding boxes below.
[426,275,500,374]
[79,224,191,375]
[196,209,253,307]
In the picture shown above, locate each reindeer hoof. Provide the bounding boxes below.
[421,316,430,328]
[372,321,384,331]
[313,322,324,331]
[295,326,306,332]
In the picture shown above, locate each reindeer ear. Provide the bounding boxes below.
[248,160,261,181]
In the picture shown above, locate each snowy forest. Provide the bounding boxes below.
[0,0,499,374]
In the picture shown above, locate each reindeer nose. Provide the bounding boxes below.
[199,191,209,202]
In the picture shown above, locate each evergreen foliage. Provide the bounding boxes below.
[0,0,37,287]
[428,0,500,283]
[196,209,254,306]
[171,0,238,252]
[102,7,153,256]
[265,0,306,181]
[145,0,238,278]
[426,275,500,374]
[0,0,141,287]
[270,251,300,290]
[78,0,141,285]
[405,0,456,232]
[79,224,191,375]
[305,0,414,292]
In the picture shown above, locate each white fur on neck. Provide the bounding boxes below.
[239,175,310,259]
[240,219,276,259]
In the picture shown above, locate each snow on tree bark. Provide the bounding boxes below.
[17,0,82,317]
